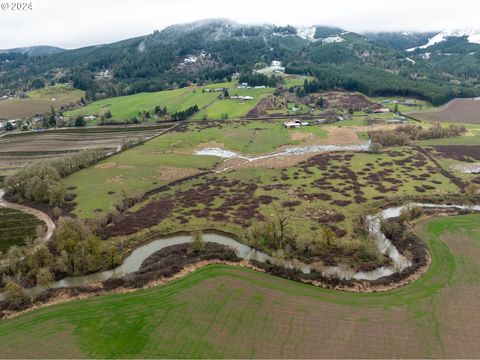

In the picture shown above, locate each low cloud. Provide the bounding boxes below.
[0,0,478,49]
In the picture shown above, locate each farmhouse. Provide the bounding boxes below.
[270,60,285,73]
[84,116,97,121]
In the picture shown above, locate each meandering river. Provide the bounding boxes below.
[3,201,479,301]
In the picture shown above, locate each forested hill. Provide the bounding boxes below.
[2,19,480,105]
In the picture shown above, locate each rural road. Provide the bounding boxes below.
[0,189,56,244]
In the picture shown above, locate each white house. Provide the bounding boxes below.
[373,108,390,114]
[230,96,254,100]
[84,116,97,121]
[284,122,301,128]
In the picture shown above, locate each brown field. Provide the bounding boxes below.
[0,126,171,176]
[410,98,480,123]
[318,91,380,111]
[0,86,85,121]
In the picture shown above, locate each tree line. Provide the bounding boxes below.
[287,63,480,106]
[369,124,467,147]
[3,149,106,206]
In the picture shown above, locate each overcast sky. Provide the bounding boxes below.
[0,0,478,49]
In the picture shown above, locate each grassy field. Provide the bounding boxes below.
[0,84,85,121]
[63,145,220,218]
[1,214,479,358]
[64,82,274,124]
[192,87,274,120]
[0,208,44,253]
[367,95,434,113]
[62,120,330,217]
[65,87,222,123]
[146,120,325,154]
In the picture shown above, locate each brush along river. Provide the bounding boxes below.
[2,202,479,300]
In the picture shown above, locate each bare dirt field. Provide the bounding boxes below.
[0,86,85,121]
[0,126,169,176]
[410,98,480,124]
[318,91,380,111]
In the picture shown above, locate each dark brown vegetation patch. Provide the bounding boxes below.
[105,197,175,237]
[430,145,480,162]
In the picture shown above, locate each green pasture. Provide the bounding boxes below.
[1,214,479,358]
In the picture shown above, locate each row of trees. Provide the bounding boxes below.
[170,105,199,121]
[238,73,283,87]
[4,149,106,205]
[370,124,467,147]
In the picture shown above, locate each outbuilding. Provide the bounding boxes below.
[284,122,301,128]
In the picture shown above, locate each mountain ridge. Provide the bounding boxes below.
[1,19,479,106]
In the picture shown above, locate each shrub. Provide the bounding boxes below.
[191,231,205,253]
[381,219,403,239]
[369,142,383,154]
[399,205,423,222]
[466,183,480,197]
[120,137,144,151]
[36,267,54,288]
[52,217,107,275]
[2,279,31,310]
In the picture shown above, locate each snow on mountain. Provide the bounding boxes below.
[322,35,345,44]
[407,29,480,51]
[296,26,316,40]
[420,52,431,60]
